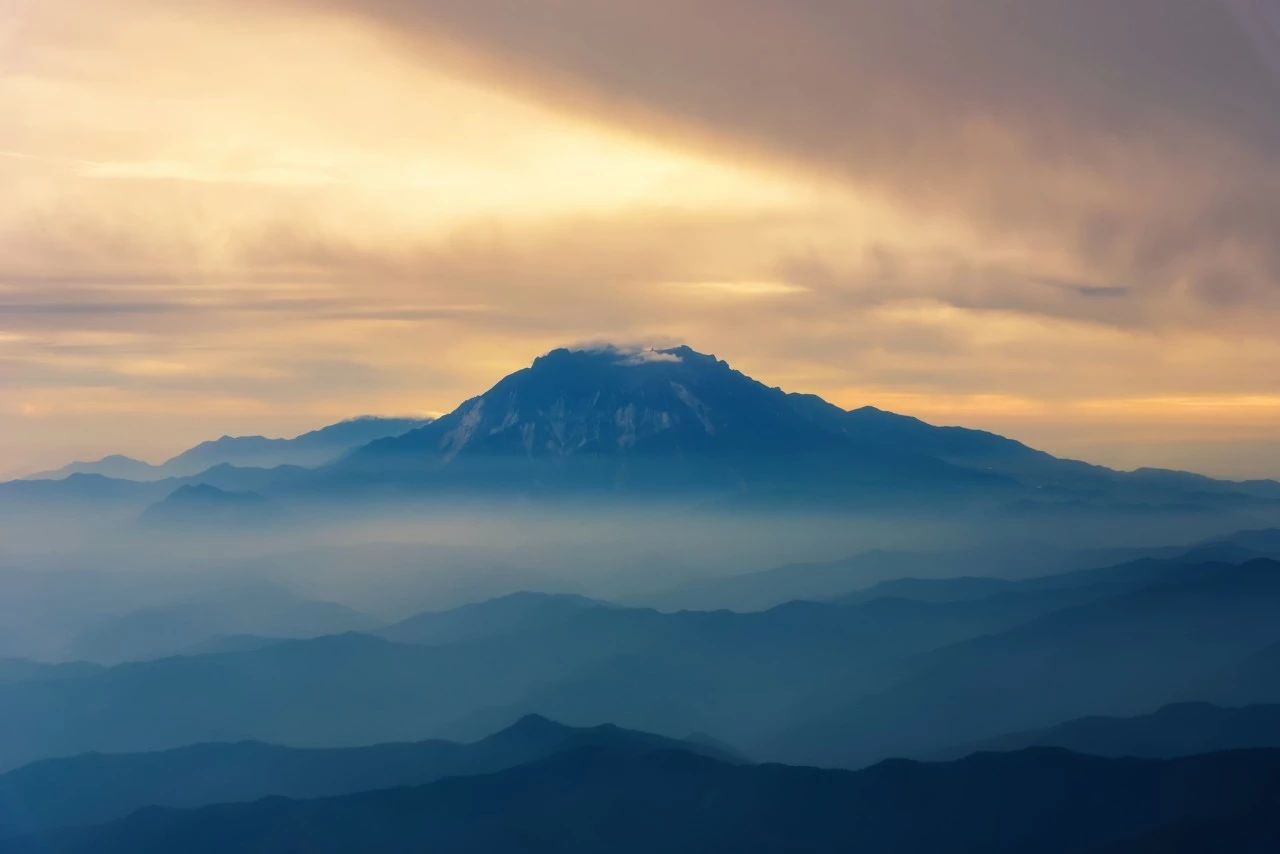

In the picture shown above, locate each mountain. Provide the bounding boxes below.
[163,417,433,476]
[0,659,102,685]
[376,592,612,646]
[25,455,159,481]
[774,558,1280,766]
[653,527,1280,612]
[966,702,1280,758]
[4,547,1244,773]
[63,583,375,664]
[1,556,1276,772]
[1095,800,1280,853]
[138,484,280,528]
[331,345,1014,498]
[0,587,1090,772]
[8,346,1279,515]
[26,417,431,482]
[0,715,733,839]
[17,745,1280,853]
[317,345,1280,512]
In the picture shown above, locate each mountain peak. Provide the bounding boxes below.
[348,342,839,472]
[531,343,702,368]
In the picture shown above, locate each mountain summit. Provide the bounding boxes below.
[325,344,1279,507]
[335,345,1002,497]
[14,344,1275,511]
[364,345,846,458]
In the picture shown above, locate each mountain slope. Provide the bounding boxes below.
[333,345,1007,498]
[138,484,280,528]
[653,527,1280,612]
[164,417,432,476]
[775,558,1280,766]
[0,716,732,838]
[63,583,374,664]
[376,592,611,646]
[330,345,1279,507]
[26,417,431,482]
[18,746,1280,853]
[967,702,1280,758]
[9,346,1279,513]
[25,455,159,482]
[0,589,1084,772]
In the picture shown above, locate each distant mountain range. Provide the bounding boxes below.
[2,555,1278,772]
[0,715,734,839]
[6,345,1279,517]
[26,417,432,481]
[329,345,1280,507]
[653,527,1280,611]
[966,701,1280,759]
[13,739,1280,853]
[775,557,1280,766]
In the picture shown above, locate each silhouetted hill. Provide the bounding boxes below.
[7,347,1278,516]
[0,590,1078,771]
[334,345,998,499]
[1095,800,1280,853]
[653,527,1280,611]
[4,559,1279,772]
[0,659,103,685]
[18,746,1280,853]
[320,345,1280,509]
[0,716,731,838]
[967,702,1280,758]
[25,455,159,482]
[25,417,432,482]
[776,558,1280,765]
[64,583,374,664]
[377,592,611,646]
[1203,640,1280,706]
[164,417,432,476]
[138,484,280,528]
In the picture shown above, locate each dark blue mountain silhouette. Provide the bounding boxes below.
[27,416,431,481]
[6,346,1278,512]
[776,558,1280,766]
[139,484,281,528]
[3,558,1276,772]
[965,701,1280,758]
[321,345,1279,507]
[377,592,612,646]
[0,715,733,839]
[14,744,1280,853]
[333,345,998,498]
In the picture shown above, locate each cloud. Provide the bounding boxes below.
[4,0,1280,478]
[297,0,1280,330]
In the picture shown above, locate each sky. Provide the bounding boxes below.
[3,0,1280,478]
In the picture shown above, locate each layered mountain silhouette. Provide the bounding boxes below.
[322,345,1280,506]
[62,582,374,664]
[376,592,611,646]
[138,484,281,528]
[967,701,1280,758]
[13,744,1280,853]
[652,527,1280,612]
[0,588,1080,771]
[5,346,1279,516]
[0,715,732,839]
[331,345,999,498]
[776,558,1280,766]
[26,417,431,481]
[3,557,1277,772]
